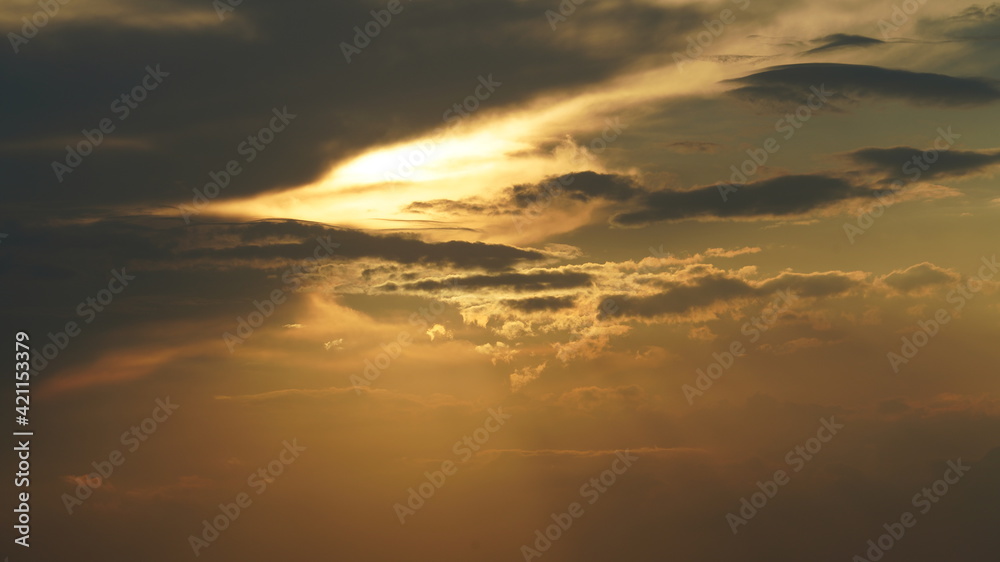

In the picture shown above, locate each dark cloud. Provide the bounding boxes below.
[600,270,863,319]
[846,146,1000,180]
[611,174,879,227]
[512,172,642,205]
[0,217,545,275]
[756,272,862,298]
[0,216,550,334]
[918,3,1000,39]
[406,172,644,217]
[397,271,593,292]
[602,274,756,318]
[503,295,577,312]
[881,263,959,294]
[0,0,713,211]
[804,34,884,54]
[664,141,722,154]
[727,63,1000,108]
[702,54,778,65]
[405,199,498,216]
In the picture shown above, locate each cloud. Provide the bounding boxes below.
[727,63,1000,109]
[0,0,720,212]
[1,217,547,279]
[426,324,452,340]
[553,324,631,362]
[756,271,865,298]
[688,326,717,341]
[664,141,722,154]
[759,336,841,355]
[323,338,344,351]
[879,262,960,294]
[503,295,577,312]
[405,171,643,218]
[396,270,593,293]
[846,146,1000,181]
[704,247,761,258]
[605,274,757,318]
[601,270,863,320]
[510,362,546,392]
[611,175,881,227]
[474,342,518,365]
[804,34,884,54]
[496,172,644,209]
[0,0,228,31]
[497,320,533,339]
[917,3,1000,39]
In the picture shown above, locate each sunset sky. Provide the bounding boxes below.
[3,0,1000,560]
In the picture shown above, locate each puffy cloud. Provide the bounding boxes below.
[688,326,717,341]
[879,262,960,294]
[426,324,452,341]
[602,270,864,321]
[509,362,546,392]
[474,342,519,365]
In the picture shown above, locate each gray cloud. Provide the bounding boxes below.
[664,141,722,154]
[0,0,715,212]
[612,175,880,227]
[804,34,885,54]
[847,146,1000,180]
[0,216,549,336]
[503,295,578,312]
[600,270,863,319]
[881,262,959,294]
[394,270,593,293]
[406,172,644,218]
[728,63,1000,108]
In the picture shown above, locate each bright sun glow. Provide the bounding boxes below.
[179,61,732,238]
[328,131,531,188]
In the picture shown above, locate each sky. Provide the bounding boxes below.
[2,0,1000,560]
